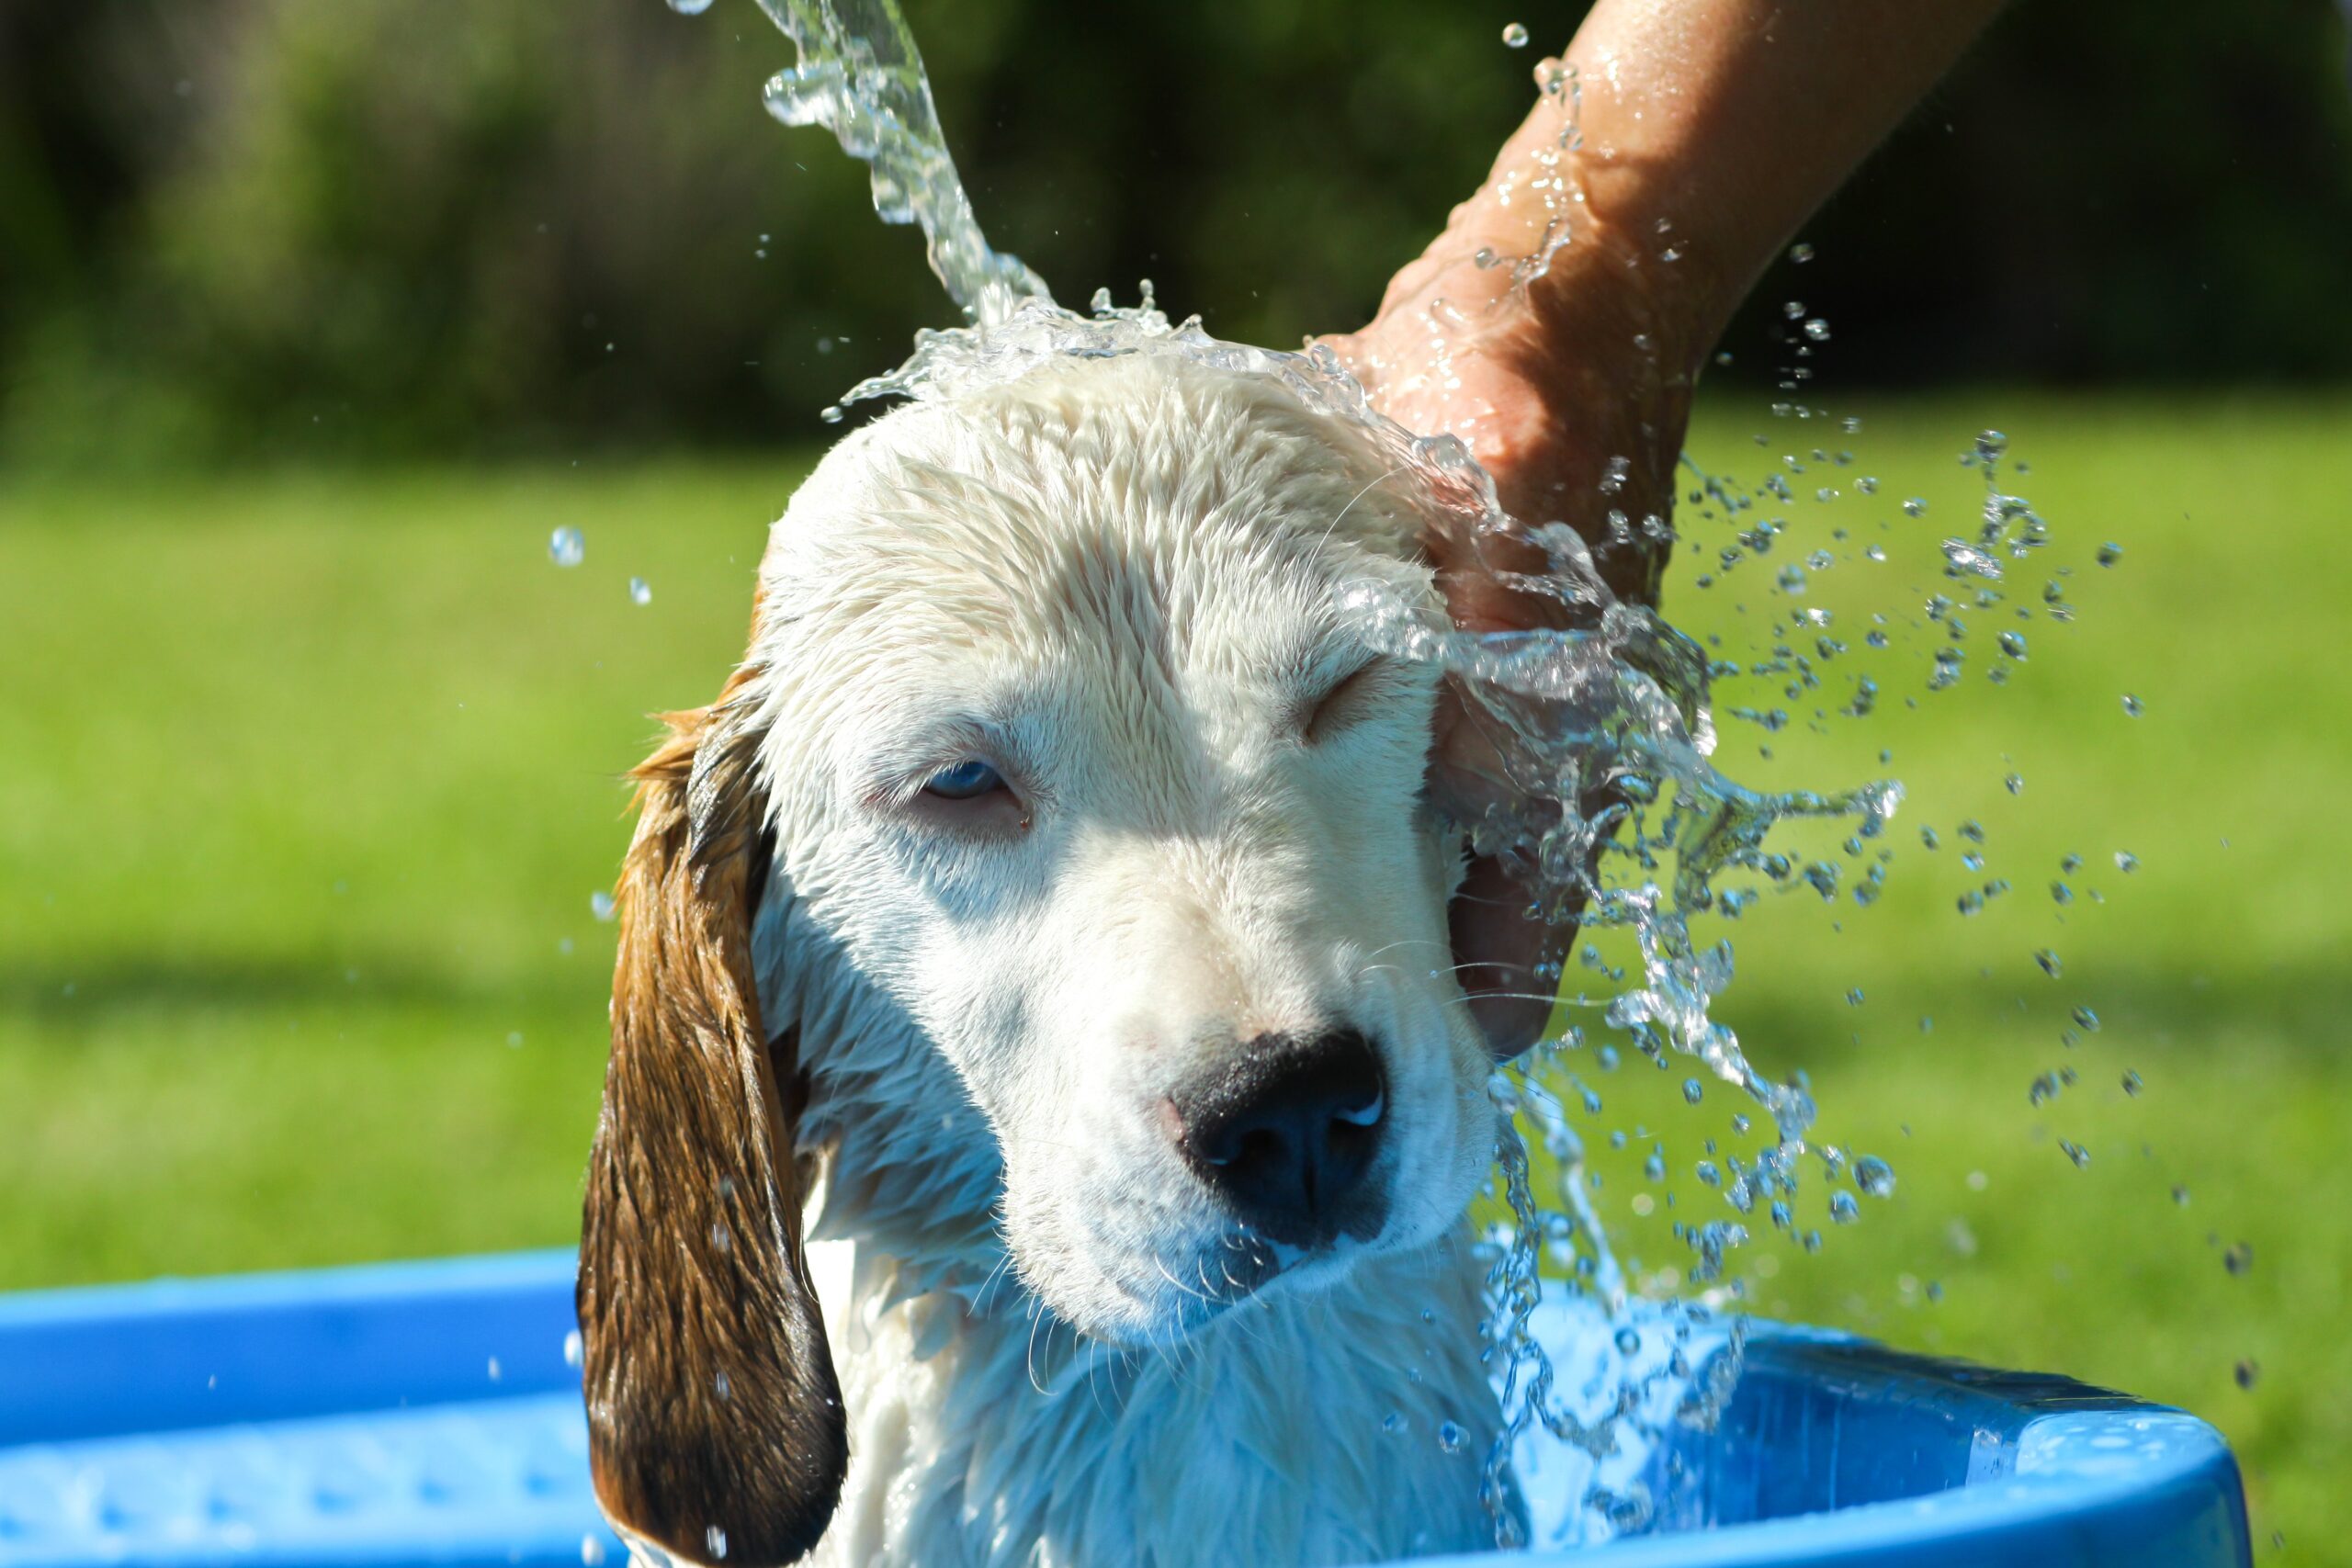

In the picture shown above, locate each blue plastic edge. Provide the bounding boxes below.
[0,1251,2253,1568]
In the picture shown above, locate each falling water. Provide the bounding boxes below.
[674,0,2124,1548]
[749,0,1046,325]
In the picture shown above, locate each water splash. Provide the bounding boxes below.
[741,0,1047,323]
[704,0,2120,1546]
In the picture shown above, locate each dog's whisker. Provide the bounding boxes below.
[1313,458,1418,555]
[1153,1252,1212,1307]
[1355,937,1451,964]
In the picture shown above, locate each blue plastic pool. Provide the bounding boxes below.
[0,1251,2249,1567]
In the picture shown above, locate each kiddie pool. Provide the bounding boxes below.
[0,1251,2250,1568]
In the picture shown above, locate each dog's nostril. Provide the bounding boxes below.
[1170,1029,1387,1247]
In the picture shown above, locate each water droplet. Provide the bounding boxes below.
[1472,246,1500,269]
[2235,1359,2260,1390]
[2005,772,2025,795]
[563,1329,582,1367]
[549,526,585,568]
[582,1535,608,1566]
[591,890,616,922]
[712,1222,731,1254]
[2034,949,2063,978]
[1383,1410,1405,1434]
[2098,541,2124,567]
[1500,21,1531,47]
[1904,498,1928,518]
[1682,1078,1704,1105]
[1974,430,2008,463]
[707,1526,729,1560]
[2223,1242,2253,1276]
[1613,1326,1643,1356]
[715,1369,731,1400]
[1437,1419,1466,1454]
[2059,1140,2091,1169]
[1997,629,2029,660]
[2071,1006,2101,1032]
[487,1356,503,1382]
[2052,881,2074,905]
[2121,1068,2143,1096]
[666,0,713,12]
[820,404,845,423]
[1829,1190,1860,1224]
[1803,318,1831,342]
[2120,693,2143,716]
[1789,243,1815,264]
[1854,1156,1896,1198]
[2114,851,2140,874]
[1845,987,1865,1006]
[629,577,652,606]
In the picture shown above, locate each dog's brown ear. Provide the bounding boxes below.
[579,672,846,1566]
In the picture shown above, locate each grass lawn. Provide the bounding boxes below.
[2,393,2344,1559]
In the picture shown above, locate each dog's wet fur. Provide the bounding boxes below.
[582,355,1509,1566]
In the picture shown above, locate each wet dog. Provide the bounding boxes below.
[579,351,1508,1567]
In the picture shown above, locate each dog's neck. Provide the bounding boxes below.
[789,1000,1505,1567]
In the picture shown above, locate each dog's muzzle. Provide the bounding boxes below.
[1166,1029,1389,1250]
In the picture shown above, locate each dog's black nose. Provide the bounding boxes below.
[1170,1030,1387,1247]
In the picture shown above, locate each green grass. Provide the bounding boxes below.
[2,394,2346,1558]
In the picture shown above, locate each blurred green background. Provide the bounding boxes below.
[4,0,2350,1562]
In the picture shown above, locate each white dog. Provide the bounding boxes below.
[578,349,1512,1567]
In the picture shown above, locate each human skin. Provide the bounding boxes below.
[1323,0,2009,1053]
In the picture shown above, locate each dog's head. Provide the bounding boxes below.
[580,353,1499,1563]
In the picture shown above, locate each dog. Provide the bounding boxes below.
[578,347,1516,1568]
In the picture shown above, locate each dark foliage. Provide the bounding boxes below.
[2,0,2347,465]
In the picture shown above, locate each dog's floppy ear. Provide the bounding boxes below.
[578,666,846,1566]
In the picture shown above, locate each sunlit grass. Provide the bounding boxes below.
[1,393,2344,1558]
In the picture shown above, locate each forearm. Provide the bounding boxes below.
[1465,0,2007,374]
[1340,2,2007,1055]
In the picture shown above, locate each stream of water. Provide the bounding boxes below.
[689,0,2115,1548]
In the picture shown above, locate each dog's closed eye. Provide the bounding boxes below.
[1302,657,1406,744]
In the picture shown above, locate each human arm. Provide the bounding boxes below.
[1324,0,2008,1052]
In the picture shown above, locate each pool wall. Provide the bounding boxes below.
[0,1251,2250,1568]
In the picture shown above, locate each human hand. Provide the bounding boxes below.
[1322,0,2003,1055]
[1320,182,1690,1057]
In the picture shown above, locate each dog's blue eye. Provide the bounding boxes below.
[922,759,1005,800]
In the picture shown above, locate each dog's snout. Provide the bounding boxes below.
[1170,1030,1386,1247]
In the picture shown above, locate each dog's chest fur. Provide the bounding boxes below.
[807,1234,1498,1568]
